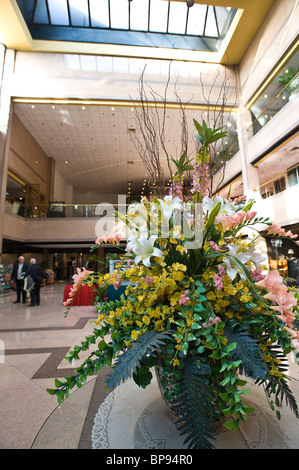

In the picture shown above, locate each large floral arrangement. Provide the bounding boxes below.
[48,120,299,449]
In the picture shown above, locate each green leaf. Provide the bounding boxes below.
[194,303,205,312]
[181,341,189,355]
[224,322,268,380]
[105,330,173,391]
[224,419,239,431]
[133,365,153,389]
[54,378,63,388]
[193,314,202,321]
[225,342,237,353]
[169,354,218,449]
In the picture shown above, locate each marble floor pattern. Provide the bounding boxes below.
[0,282,100,449]
[1,282,299,450]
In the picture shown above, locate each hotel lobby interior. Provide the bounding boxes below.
[0,0,299,451]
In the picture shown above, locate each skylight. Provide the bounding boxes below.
[16,0,237,52]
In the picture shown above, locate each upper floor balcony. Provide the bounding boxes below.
[3,182,299,246]
[3,202,127,244]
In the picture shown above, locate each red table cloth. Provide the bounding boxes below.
[63,284,97,306]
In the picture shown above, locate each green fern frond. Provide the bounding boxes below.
[224,322,268,379]
[170,356,219,449]
[105,330,173,391]
[257,344,299,419]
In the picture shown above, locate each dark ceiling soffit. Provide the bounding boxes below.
[29,24,219,51]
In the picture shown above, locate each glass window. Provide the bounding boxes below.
[34,0,51,24]
[130,0,149,31]
[90,0,110,28]
[187,4,207,36]
[168,2,187,34]
[248,49,299,139]
[110,0,129,30]
[204,6,218,37]
[288,166,299,187]
[274,177,286,194]
[47,0,69,25]
[18,0,237,51]
[149,0,169,33]
[69,0,89,27]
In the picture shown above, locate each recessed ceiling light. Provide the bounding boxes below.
[31,105,35,109]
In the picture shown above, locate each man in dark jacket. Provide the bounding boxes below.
[24,258,43,307]
[11,256,28,303]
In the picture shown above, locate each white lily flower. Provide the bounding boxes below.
[222,244,252,281]
[246,246,266,268]
[203,196,235,223]
[126,226,148,252]
[126,201,148,228]
[133,235,164,267]
[152,195,183,224]
[223,243,267,280]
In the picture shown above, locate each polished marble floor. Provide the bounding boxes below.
[0,282,99,449]
[1,282,299,449]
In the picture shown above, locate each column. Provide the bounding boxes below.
[0,47,15,262]
[235,66,260,196]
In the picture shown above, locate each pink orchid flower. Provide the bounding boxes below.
[255,270,287,294]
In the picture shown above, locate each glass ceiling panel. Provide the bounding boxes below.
[149,0,169,33]
[214,6,230,36]
[110,0,129,30]
[47,0,69,25]
[186,4,207,36]
[89,0,110,28]
[18,0,237,52]
[204,7,218,37]
[33,0,49,24]
[130,0,149,32]
[168,2,187,35]
[69,0,90,27]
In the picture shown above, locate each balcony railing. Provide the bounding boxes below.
[5,202,129,219]
[247,52,299,139]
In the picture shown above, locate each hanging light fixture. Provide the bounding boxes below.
[186,0,194,6]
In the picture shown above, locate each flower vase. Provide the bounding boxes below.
[155,364,227,439]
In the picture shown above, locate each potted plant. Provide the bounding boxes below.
[48,120,299,449]
[277,66,299,97]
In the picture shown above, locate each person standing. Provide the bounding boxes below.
[11,256,28,304]
[24,258,43,307]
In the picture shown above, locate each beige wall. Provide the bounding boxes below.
[11,52,237,106]
[239,0,299,105]
[23,217,99,243]
[9,113,49,196]
[53,168,73,203]
[8,113,71,204]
